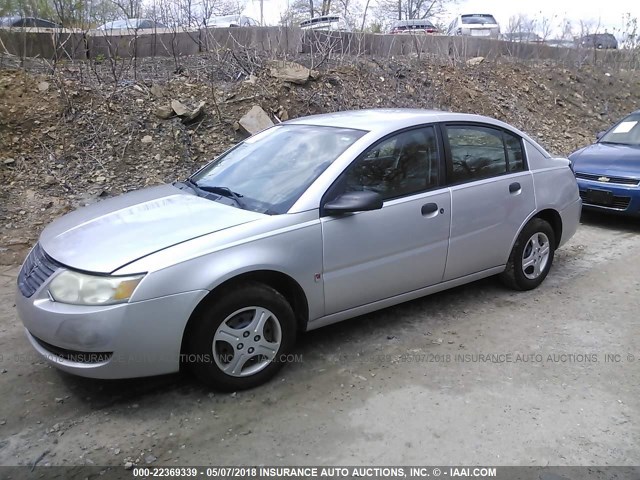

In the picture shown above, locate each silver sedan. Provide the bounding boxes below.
[16,109,581,390]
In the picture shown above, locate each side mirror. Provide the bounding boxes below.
[323,190,383,216]
[596,131,606,141]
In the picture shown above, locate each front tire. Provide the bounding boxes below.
[187,282,296,390]
[500,218,555,291]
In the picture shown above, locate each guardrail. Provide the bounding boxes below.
[0,26,637,69]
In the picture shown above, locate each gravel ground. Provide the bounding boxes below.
[0,211,639,472]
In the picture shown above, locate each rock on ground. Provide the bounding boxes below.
[466,56,485,66]
[170,100,190,117]
[238,105,274,135]
[269,61,318,85]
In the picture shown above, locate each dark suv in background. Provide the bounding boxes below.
[0,16,61,28]
[577,33,618,49]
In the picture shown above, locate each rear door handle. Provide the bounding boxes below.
[509,182,521,194]
[421,202,438,217]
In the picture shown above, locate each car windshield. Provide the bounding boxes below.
[600,114,640,146]
[462,14,497,25]
[191,124,366,214]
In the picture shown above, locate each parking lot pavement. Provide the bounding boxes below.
[0,212,639,467]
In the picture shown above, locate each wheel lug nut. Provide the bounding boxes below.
[254,335,260,341]
[237,343,244,350]
[243,331,250,338]
[248,347,254,354]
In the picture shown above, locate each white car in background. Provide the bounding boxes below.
[96,18,167,30]
[300,15,349,32]
[204,15,260,27]
[447,14,500,39]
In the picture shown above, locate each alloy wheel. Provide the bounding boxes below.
[521,232,551,280]
[212,307,282,377]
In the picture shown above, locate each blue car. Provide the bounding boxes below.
[569,110,640,216]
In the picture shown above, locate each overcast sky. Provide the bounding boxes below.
[243,0,640,36]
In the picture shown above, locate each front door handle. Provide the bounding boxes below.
[421,202,438,217]
[509,182,522,194]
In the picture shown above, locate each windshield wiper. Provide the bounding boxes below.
[188,179,247,209]
[600,141,633,146]
[183,178,200,193]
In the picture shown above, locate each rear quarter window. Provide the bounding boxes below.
[504,131,525,172]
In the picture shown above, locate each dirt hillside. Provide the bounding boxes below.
[1,54,639,264]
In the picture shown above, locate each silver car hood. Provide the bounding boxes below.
[40,184,266,273]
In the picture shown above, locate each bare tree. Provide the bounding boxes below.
[621,13,639,48]
[52,0,91,26]
[360,0,370,31]
[506,14,537,35]
[559,17,574,41]
[538,14,555,42]
[279,0,310,25]
[0,0,55,18]
[107,0,141,18]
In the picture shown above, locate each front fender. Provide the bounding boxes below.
[124,213,324,321]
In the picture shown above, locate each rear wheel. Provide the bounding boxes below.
[500,218,555,291]
[187,282,296,390]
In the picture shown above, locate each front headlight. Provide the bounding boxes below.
[48,271,144,306]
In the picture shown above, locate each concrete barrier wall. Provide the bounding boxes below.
[200,26,303,54]
[0,26,636,69]
[0,28,87,59]
[298,30,628,66]
[87,28,200,58]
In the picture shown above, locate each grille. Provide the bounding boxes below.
[32,334,113,364]
[575,172,640,186]
[579,191,631,210]
[17,244,61,298]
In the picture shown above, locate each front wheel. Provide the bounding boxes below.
[187,282,296,390]
[500,218,556,291]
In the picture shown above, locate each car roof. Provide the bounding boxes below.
[285,109,515,133]
[300,15,342,24]
[102,18,151,26]
[211,15,241,20]
[1,16,54,25]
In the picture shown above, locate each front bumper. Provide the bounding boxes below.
[577,179,640,216]
[16,286,208,379]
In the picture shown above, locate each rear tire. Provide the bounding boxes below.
[500,218,555,291]
[187,282,296,391]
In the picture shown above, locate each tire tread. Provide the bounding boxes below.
[499,218,555,291]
